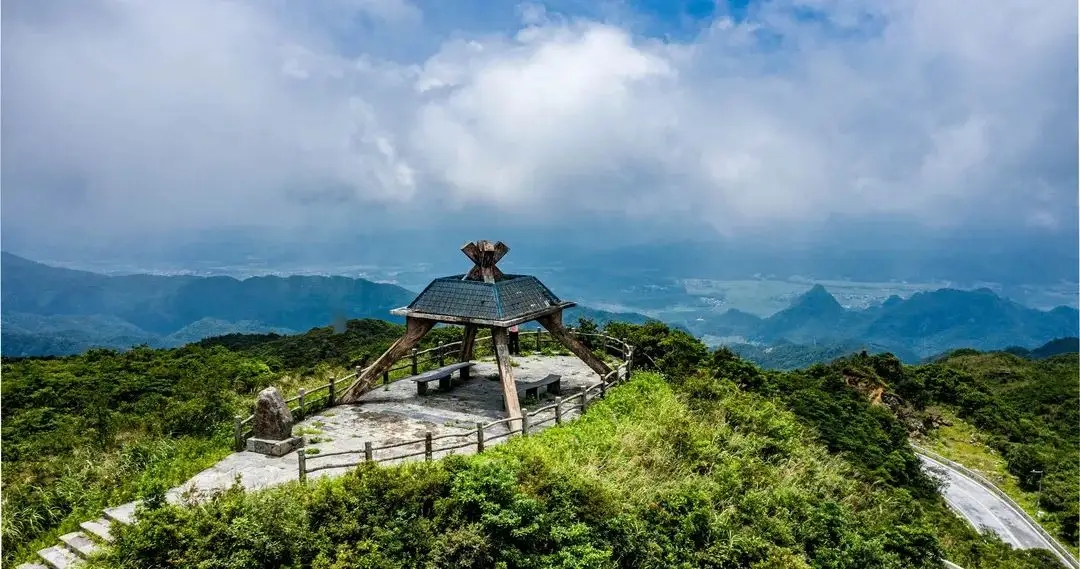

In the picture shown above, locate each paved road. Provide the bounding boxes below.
[917,453,1056,551]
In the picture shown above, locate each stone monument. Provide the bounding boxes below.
[245,386,302,456]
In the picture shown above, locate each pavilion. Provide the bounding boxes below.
[339,240,611,425]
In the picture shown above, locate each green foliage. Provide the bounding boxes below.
[601,321,707,379]
[95,376,948,569]
[7,314,1069,568]
[197,319,405,375]
[895,351,1080,545]
[1,321,401,567]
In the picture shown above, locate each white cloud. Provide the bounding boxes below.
[1,0,1075,244]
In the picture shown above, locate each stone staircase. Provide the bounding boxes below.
[16,503,133,569]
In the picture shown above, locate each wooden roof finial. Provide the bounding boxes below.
[461,240,508,283]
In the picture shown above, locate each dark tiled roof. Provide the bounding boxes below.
[406,274,561,321]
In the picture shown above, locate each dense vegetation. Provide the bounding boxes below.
[97,375,992,568]
[894,349,1080,545]
[5,317,1071,568]
[0,319,457,567]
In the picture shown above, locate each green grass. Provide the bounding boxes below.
[3,436,232,567]
[90,374,967,569]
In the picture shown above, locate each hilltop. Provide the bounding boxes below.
[4,318,1070,568]
[0,253,653,357]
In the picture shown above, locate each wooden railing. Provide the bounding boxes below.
[235,329,634,451]
[298,333,633,480]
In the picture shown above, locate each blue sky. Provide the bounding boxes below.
[1,0,1077,268]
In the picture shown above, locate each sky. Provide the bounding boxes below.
[2,0,1077,268]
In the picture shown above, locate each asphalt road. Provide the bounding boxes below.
[917,453,1060,552]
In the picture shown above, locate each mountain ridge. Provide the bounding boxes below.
[705,284,1077,358]
[0,252,654,356]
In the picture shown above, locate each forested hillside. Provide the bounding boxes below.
[4,318,1072,568]
[896,349,1080,546]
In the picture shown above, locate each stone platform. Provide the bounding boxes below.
[165,355,599,499]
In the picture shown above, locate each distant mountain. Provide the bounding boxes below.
[0,253,652,356]
[1003,337,1079,360]
[698,284,1078,358]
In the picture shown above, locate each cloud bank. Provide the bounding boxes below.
[2,0,1076,246]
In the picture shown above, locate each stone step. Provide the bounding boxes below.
[36,545,81,569]
[15,563,49,569]
[79,518,114,543]
[102,501,138,525]
[59,532,99,559]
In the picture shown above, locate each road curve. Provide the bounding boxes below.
[917,452,1074,567]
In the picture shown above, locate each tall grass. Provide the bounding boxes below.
[94,374,949,569]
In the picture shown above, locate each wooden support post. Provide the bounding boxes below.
[234,417,243,451]
[535,329,542,351]
[297,449,307,483]
[460,325,478,362]
[341,317,435,402]
[521,413,530,437]
[554,397,563,424]
[425,432,433,461]
[476,422,485,453]
[383,370,390,391]
[411,348,419,374]
[298,388,306,419]
[537,311,612,378]
[492,326,523,431]
[626,347,633,380]
[600,380,606,398]
[580,390,588,413]
[364,441,373,462]
[328,376,336,406]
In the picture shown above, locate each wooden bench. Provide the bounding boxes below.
[516,374,561,399]
[410,362,475,395]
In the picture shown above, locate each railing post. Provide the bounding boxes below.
[298,388,306,419]
[298,449,307,483]
[554,397,563,425]
[425,431,433,461]
[476,422,485,453]
[234,416,243,451]
[521,413,530,437]
[437,346,445,367]
[580,390,588,413]
[364,441,373,462]
[383,370,390,391]
[411,348,419,374]
[626,347,633,380]
[328,376,336,406]
[600,379,607,398]
[535,330,542,351]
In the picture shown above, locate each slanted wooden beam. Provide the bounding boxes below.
[491,326,522,430]
[537,310,612,378]
[459,325,478,362]
[458,324,479,380]
[340,317,435,403]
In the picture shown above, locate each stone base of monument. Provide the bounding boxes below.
[246,436,302,457]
